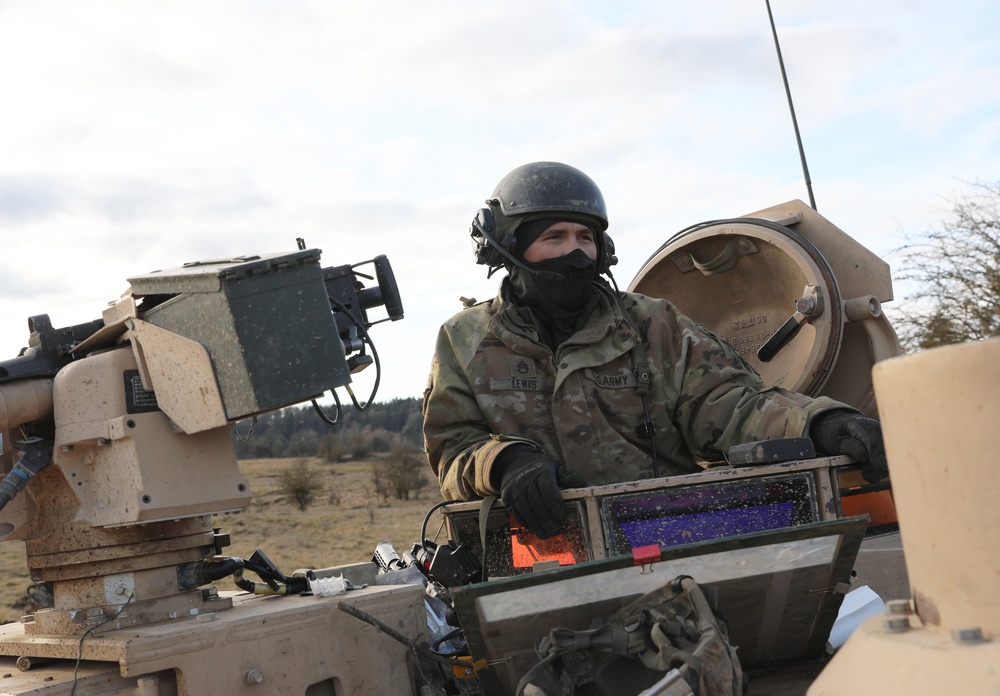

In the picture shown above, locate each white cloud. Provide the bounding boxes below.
[0,0,997,402]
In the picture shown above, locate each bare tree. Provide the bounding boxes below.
[893,181,1000,351]
[371,444,428,502]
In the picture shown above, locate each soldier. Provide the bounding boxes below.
[422,161,886,538]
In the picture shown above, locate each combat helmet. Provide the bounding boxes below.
[471,162,615,276]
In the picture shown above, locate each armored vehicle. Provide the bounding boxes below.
[0,203,994,695]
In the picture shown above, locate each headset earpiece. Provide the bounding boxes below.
[600,233,618,275]
[470,205,515,270]
[472,203,616,278]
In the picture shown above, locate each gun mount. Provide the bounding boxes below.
[0,247,416,694]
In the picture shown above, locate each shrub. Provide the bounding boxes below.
[371,444,429,502]
[320,434,347,462]
[349,433,372,460]
[287,429,321,457]
[279,460,324,511]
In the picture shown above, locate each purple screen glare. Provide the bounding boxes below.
[619,502,795,548]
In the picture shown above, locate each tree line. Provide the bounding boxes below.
[236,396,432,506]
[232,396,423,461]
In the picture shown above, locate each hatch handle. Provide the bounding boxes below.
[757,285,823,362]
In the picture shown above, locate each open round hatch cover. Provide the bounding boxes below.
[628,201,902,416]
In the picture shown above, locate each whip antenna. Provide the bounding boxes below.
[766,0,817,211]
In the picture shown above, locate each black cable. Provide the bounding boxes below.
[640,394,660,478]
[420,500,458,552]
[431,627,467,653]
[604,269,622,295]
[604,284,662,479]
[327,295,382,410]
[69,592,135,696]
[312,388,343,425]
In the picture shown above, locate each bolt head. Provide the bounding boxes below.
[885,599,913,615]
[881,615,911,633]
[796,297,817,314]
[951,627,989,645]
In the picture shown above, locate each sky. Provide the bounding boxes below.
[1,0,998,407]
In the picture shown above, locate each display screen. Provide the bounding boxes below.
[602,473,818,556]
[447,503,590,579]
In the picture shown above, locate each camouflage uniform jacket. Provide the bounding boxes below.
[422,283,848,501]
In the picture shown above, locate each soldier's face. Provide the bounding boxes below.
[522,221,598,263]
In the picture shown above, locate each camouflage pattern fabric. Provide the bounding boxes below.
[515,575,744,696]
[422,282,850,501]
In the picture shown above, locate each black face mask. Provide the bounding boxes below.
[509,248,598,313]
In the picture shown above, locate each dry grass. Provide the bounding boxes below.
[0,457,444,625]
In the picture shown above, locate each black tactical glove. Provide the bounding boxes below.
[494,445,587,539]
[810,410,889,484]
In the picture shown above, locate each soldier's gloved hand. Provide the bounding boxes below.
[495,445,585,539]
[810,410,889,483]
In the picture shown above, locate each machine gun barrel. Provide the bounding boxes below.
[0,315,103,384]
[0,379,54,432]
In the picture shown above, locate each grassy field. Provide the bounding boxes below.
[0,457,444,625]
